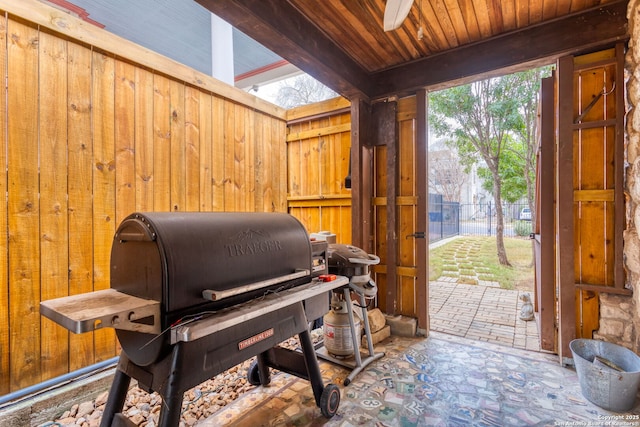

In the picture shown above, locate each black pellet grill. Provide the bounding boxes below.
[40,212,348,426]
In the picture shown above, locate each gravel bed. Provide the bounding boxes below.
[38,335,308,427]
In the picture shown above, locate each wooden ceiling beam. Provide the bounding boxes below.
[196,0,372,100]
[371,0,629,98]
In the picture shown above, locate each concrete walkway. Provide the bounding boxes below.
[429,278,541,351]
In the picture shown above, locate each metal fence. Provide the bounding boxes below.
[429,200,532,242]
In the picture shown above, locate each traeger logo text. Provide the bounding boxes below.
[225,229,283,257]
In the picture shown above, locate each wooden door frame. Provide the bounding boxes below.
[556,55,577,363]
[416,90,429,334]
[350,97,373,250]
[353,94,429,332]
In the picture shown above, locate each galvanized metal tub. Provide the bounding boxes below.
[570,339,640,412]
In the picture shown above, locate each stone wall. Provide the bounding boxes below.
[593,293,636,349]
[614,0,640,352]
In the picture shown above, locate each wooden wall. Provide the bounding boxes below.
[0,3,287,393]
[286,98,352,242]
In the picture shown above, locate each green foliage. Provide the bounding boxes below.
[477,136,528,203]
[514,220,533,237]
[429,67,553,209]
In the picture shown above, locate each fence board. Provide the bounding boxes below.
[268,116,280,212]
[300,130,312,198]
[135,67,154,212]
[288,128,302,198]
[91,51,116,361]
[39,31,69,379]
[308,133,320,197]
[115,60,136,220]
[246,109,256,211]
[235,104,247,211]
[67,42,94,370]
[275,116,287,212]
[185,86,201,211]
[224,100,235,210]
[8,19,41,389]
[153,74,171,212]
[255,113,266,211]
[322,124,335,196]
[303,208,321,234]
[170,80,186,212]
[211,97,225,211]
[199,91,212,211]
[0,12,8,395]
[336,116,351,195]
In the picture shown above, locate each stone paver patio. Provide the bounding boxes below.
[429,278,541,351]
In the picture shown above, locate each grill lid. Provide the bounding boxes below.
[111,212,313,316]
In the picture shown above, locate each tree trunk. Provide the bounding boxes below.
[492,171,511,266]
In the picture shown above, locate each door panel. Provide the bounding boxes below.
[534,75,557,352]
[553,46,626,361]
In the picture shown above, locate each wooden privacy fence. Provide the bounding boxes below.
[286,98,353,243]
[0,1,288,393]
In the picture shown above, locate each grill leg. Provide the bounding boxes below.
[157,348,186,427]
[157,394,183,427]
[256,352,272,385]
[298,329,324,406]
[100,367,131,427]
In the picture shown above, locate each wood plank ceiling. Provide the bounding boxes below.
[198,0,628,101]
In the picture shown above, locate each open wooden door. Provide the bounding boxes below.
[371,93,429,333]
[545,45,627,362]
[533,75,557,353]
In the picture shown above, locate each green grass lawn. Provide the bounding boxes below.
[429,236,534,290]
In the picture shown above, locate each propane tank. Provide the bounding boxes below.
[323,292,361,357]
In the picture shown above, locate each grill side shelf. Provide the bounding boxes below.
[172,276,349,343]
[40,289,161,334]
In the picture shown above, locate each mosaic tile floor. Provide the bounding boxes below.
[198,332,640,426]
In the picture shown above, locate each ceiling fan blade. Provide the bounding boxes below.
[383,0,414,31]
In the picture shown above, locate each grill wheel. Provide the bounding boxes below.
[247,359,263,386]
[320,384,340,417]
